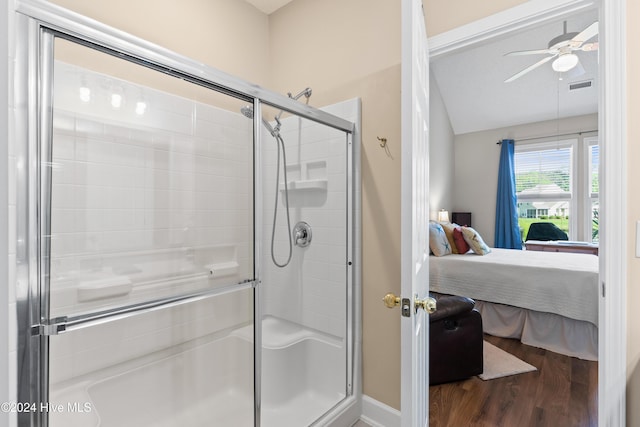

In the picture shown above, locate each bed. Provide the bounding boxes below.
[429,248,599,361]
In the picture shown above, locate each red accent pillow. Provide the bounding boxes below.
[453,227,470,254]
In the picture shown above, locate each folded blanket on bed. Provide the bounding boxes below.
[429,248,599,326]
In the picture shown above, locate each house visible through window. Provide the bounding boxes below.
[514,136,598,242]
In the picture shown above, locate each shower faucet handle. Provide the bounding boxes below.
[293,221,312,247]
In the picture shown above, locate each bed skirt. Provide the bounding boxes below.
[474,300,598,361]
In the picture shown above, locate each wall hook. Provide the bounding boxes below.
[376,136,393,158]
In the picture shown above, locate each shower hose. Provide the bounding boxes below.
[271,133,293,268]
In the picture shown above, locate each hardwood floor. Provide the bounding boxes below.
[429,334,598,427]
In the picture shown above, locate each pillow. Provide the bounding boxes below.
[439,222,459,254]
[461,226,491,255]
[429,222,452,256]
[453,227,470,254]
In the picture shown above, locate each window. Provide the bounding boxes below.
[515,136,599,242]
[515,139,575,241]
[587,137,599,242]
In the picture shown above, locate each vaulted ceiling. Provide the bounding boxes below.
[430,8,599,135]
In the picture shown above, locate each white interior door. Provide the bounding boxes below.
[400,0,430,426]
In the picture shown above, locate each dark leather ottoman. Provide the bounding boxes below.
[429,295,483,385]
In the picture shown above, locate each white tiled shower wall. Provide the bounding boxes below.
[48,62,255,383]
[261,99,358,339]
[51,63,253,302]
[10,57,357,389]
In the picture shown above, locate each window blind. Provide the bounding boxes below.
[515,145,572,200]
[590,144,599,196]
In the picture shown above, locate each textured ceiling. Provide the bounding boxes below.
[431,8,599,135]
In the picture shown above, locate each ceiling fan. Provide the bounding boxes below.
[504,21,599,83]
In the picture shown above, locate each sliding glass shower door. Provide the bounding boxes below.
[258,105,356,426]
[41,35,257,427]
[16,9,357,426]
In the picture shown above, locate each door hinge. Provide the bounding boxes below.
[602,281,606,298]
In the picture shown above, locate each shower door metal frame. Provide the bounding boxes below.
[14,1,356,426]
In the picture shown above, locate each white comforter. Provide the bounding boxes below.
[429,248,599,326]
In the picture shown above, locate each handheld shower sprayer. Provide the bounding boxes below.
[240,87,313,268]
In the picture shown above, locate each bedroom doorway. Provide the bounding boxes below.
[427,0,626,424]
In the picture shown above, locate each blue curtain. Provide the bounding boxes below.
[494,139,522,249]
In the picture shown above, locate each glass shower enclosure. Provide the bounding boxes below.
[15,5,359,427]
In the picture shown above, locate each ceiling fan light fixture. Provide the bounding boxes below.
[552,53,579,72]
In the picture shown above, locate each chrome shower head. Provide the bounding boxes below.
[240,105,254,119]
[240,105,277,137]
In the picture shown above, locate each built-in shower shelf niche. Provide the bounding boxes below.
[279,160,328,193]
[52,244,243,314]
[197,244,239,279]
[206,260,239,278]
[280,179,328,191]
[77,275,133,302]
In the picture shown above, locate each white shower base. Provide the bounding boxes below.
[49,317,346,427]
[236,316,346,427]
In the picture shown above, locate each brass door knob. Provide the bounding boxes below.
[384,293,434,317]
[383,293,401,308]
[415,297,437,314]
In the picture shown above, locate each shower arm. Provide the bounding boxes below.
[274,87,312,123]
[288,87,312,101]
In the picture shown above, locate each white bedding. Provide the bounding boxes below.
[429,248,599,326]
[475,300,598,361]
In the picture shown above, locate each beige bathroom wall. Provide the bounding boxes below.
[267,0,400,96]
[50,0,270,85]
[424,0,528,36]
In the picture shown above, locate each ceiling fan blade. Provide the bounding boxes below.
[504,55,556,83]
[580,42,599,52]
[572,21,599,44]
[505,48,554,56]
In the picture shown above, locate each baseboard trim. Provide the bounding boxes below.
[360,395,401,427]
